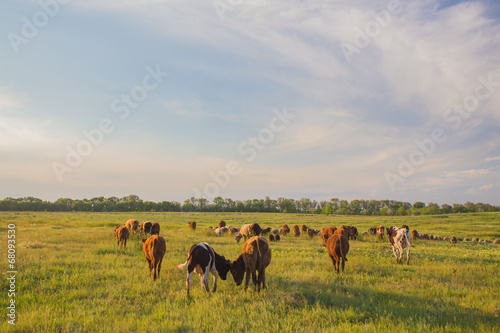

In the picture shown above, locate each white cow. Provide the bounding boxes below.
[388,226,414,265]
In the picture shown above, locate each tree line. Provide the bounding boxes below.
[0,195,498,215]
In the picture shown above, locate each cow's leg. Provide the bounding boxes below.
[341,257,345,272]
[406,247,410,265]
[212,269,218,293]
[147,259,152,277]
[157,258,162,279]
[153,260,158,281]
[202,269,210,293]
[329,254,336,271]
[244,269,251,291]
[186,271,193,296]
[260,268,266,290]
[252,271,258,292]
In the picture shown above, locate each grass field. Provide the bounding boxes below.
[1,212,499,332]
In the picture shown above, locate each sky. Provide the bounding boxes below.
[1,0,500,205]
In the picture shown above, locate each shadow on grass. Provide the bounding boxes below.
[273,276,499,330]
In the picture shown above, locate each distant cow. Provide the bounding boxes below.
[349,226,358,240]
[140,221,153,235]
[261,227,272,236]
[388,226,414,265]
[188,221,197,231]
[230,236,272,292]
[301,225,308,233]
[250,223,262,236]
[411,230,419,240]
[271,228,280,235]
[176,243,232,296]
[307,228,316,238]
[275,235,281,242]
[269,234,275,242]
[151,222,160,235]
[125,219,139,234]
[376,226,385,239]
[142,235,166,280]
[450,236,457,244]
[321,226,337,247]
[280,224,290,236]
[334,226,350,238]
[115,225,129,248]
[368,227,376,235]
[235,224,252,243]
[219,220,226,228]
[326,234,349,273]
[292,225,300,237]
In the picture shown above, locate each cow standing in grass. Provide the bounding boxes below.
[388,226,414,265]
[326,234,349,273]
[114,225,129,248]
[125,219,139,234]
[142,235,166,280]
[230,236,272,292]
[176,243,232,296]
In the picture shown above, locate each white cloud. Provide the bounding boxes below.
[443,169,492,178]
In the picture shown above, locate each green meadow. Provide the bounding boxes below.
[1,212,499,332]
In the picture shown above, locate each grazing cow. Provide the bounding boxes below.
[368,227,376,235]
[125,219,139,234]
[140,221,153,235]
[493,239,499,244]
[142,235,166,280]
[188,221,197,231]
[269,234,275,242]
[271,228,280,235]
[292,225,300,237]
[228,226,240,234]
[411,230,419,240]
[450,236,457,244]
[388,226,413,264]
[349,226,358,240]
[176,243,232,296]
[472,237,479,242]
[151,222,160,235]
[376,226,385,239]
[386,226,398,243]
[230,236,272,292]
[235,224,252,243]
[261,227,271,236]
[214,227,228,237]
[307,228,316,238]
[321,227,337,247]
[275,235,281,241]
[114,225,129,248]
[301,225,308,233]
[280,224,290,236]
[334,226,350,238]
[250,223,263,236]
[326,234,349,273]
[219,220,226,228]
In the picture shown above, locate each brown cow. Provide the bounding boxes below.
[188,221,196,231]
[292,225,300,237]
[326,234,349,273]
[349,226,358,240]
[280,224,290,236]
[411,230,419,240]
[368,227,376,235]
[230,236,272,292]
[307,228,316,238]
[219,220,226,228]
[114,225,129,248]
[269,234,275,242]
[321,226,337,247]
[142,235,166,280]
[261,227,272,236]
[125,219,139,234]
[376,226,385,239]
[151,222,160,235]
[301,225,308,233]
[334,226,349,238]
[140,221,153,235]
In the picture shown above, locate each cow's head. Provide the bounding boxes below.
[234,233,242,243]
[216,256,233,280]
[230,255,246,286]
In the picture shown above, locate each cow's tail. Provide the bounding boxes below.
[340,236,348,262]
[176,252,192,270]
[256,237,262,258]
[404,232,415,248]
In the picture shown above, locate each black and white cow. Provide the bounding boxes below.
[388,225,414,265]
[176,243,232,296]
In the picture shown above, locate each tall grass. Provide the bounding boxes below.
[1,212,499,332]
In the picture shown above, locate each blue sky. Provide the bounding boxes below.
[1,0,500,205]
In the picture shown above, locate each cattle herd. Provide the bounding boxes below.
[113,219,499,296]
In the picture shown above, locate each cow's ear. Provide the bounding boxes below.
[142,238,147,243]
